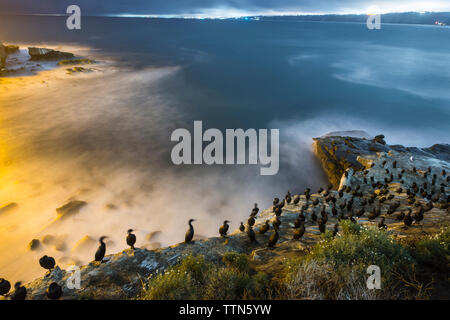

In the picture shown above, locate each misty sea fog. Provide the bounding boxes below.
[0,15,449,283]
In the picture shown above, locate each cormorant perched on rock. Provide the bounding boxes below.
[294,218,303,229]
[10,282,26,300]
[259,220,270,234]
[293,196,300,205]
[285,194,292,204]
[298,211,306,222]
[331,204,338,217]
[424,201,433,212]
[320,208,328,224]
[46,282,62,300]
[339,199,347,210]
[378,217,387,230]
[268,226,279,247]
[247,226,256,242]
[273,216,281,228]
[39,255,56,274]
[395,209,407,221]
[348,212,356,224]
[318,218,326,233]
[355,208,365,218]
[0,278,11,296]
[404,212,413,228]
[332,223,339,237]
[126,229,136,250]
[219,220,230,237]
[368,206,380,221]
[239,222,245,232]
[338,210,347,222]
[247,216,255,227]
[251,203,259,216]
[274,206,282,217]
[310,210,317,222]
[293,223,305,240]
[413,208,424,224]
[185,219,195,243]
[273,197,279,206]
[95,236,108,262]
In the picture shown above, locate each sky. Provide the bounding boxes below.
[0,0,450,18]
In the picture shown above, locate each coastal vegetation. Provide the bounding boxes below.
[139,224,449,300]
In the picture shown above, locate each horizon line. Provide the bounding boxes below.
[1,10,449,20]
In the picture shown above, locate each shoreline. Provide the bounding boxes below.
[2,133,447,300]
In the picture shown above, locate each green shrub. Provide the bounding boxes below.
[281,222,415,299]
[141,253,269,300]
[204,268,252,299]
[143,270,198,300]
[308,222,414,274]
[222,252,250,272]
[412,227,450,271]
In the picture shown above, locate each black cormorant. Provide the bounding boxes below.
[413,208,424,224]
[247,216,255,227]
[39,255,56,274]
[293,223,305,240]
[239,222,245,232]
[126,229,136,250]
[0,278,11,296]
[273,216,281,228]
[185,219,195,243]
[219,220,230,237]
[310,210,317,222]
[95,236,108,262]
[247,226,256,242]
[46,282,62,300]
[332,223,339,237]
[268,226,279,247]
[273,197,279,206]
[378,217,387,230]
[251,203,259,216]
[404,212,413,227]
[10,282,26,300]
[274,206,282,217]
[318,219,326,233]
[259,220,270,234]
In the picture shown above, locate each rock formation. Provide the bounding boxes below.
[313,132,450,188]
[4,133,449,300]
[0,41,6,69]
[28,47,74,61]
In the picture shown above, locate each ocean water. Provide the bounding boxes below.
[0,15,449,282]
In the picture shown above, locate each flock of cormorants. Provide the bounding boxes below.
[0,160,448,300]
